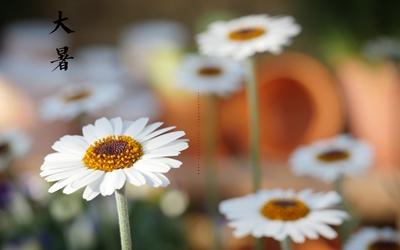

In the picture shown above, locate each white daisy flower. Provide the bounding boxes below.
[344,227,400,250]
[40,82,122,121]
[290,135,373,182]
[219,189,348,243]
[40,117,188,201]
[197,14,301,60]
[0,130,30,170]
[177,54,244,96]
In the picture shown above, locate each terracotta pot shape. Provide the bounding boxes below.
[220,52,344,160]
[336,59,400,170]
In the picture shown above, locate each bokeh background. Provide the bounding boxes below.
[0,0,400,249]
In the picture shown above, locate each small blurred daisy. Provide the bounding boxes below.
[40,117,188,201]
[197,14,301,60]
[0,130,30,170]
[40,82,122,121]
[344,227,400,250]
[290,135,373,182]
[364,37,400,62]
[177,54,244,96]
[220,189,347,243]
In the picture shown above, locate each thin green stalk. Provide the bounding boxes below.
[203,95,222,250]
[244,58,262,192]
[334,174,358,247]
[280,238,292,250]
[245,59,263,250]
[115,188,132,250]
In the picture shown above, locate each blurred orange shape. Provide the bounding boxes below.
[220,52,344,160]
[336,59,400,170]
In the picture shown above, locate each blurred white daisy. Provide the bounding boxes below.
[364,37,400,61]
[290,135,373,182]
[197,14,301,60]
[344,227,400,250]
[177,54,244,96]
[220,189,347,243]
[0,130,30,170]
[40,117,188,201]
[40,82,122,121]
[0,20,69,96]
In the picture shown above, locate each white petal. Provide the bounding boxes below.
[69,170,104,190]
[110,117,123,135]
[124,168,146,186]
[52,135,88,155]
[48,169,93,193]
[134,160,171,173]
[140,126,176,142]
[44,153,81,163]
[124,118,149,138]
[82,124,98,144]
[83,176,103,201]
[100,170,126,196]
[144,131,185,150]
[147,141,188,154]
[94,117,113,138]
[41,161,83,171]
[44,167,85,181]
[135,122,163,141]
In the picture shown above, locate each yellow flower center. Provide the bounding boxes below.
[63,90,91,102]
[197,66,223,77]
[317,149,350,163]
[368,240,400,250]
[260,199,310,221]
[228,27,266,41]
[82,135,143,172]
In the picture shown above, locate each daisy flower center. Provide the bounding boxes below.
[260,198,310,221]
[228,27,266,41]
[368,240,400,250]
[197,66,223,77]
[317,149,350,163]
[63,90,91,102]
[0,143,10,156]
[82,135,143,172]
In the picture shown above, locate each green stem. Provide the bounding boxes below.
[245,60,263,250]
[203,95,222,250]
[115,188,132,250]
[245,58,262,192]
[335,174,357,247]
[280,238,292,250]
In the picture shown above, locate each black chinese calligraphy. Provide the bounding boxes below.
[50,46,74,71]
[49,11,75,34]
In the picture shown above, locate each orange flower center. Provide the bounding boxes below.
[197,66,223,77]
[317,149,350,163]
[368,240,400,250]
[260,199,310,221]
[63,90,91,102]
[82,135,143,172]
[228,27,266,41]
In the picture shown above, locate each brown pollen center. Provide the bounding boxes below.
[63,90,91,102]
[260,198,310,221]
[228,27,266,41]
[368,240,400,250]
[317,149,350,163]
[82,135,143,172]
[0,143,10,155]
[197,66,223,77]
